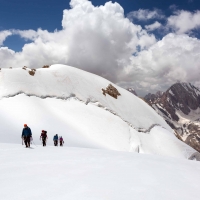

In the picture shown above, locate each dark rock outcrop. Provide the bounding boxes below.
[144,91,163,104]
[102,84,121,99]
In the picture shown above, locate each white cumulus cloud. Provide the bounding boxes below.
[12,29,38,41]
[127,9,165,21]
[119,33,200,95]
[0,0,156,83]
[167,10,200,34]
[0,30,12,46]
[145,21,162,31]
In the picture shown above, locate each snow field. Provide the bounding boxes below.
[134,126,195,158]
[0,143,200,200]
[0,94,196,159]
[0,94,131,150]
[0,64,200,199]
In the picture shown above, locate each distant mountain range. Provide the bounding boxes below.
[143,82,200,153]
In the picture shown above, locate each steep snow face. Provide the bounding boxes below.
[1,144,200,200]
[0,65,199,159]
[0,65,170,131]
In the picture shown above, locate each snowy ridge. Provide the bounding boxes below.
[0,91,163,133]
[0,64,170,130]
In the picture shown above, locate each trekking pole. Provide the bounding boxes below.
[33,142,37,147]
[32,140,37,147]
[46,138,48,146]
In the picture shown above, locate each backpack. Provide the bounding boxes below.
[53,135,58,140]
[41,132,47,139]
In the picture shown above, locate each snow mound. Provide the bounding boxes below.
[0,64,199,159]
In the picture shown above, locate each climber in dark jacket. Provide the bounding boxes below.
[59,136,64,146]
[40,130,48,147]
[22,124,32,148]
[53,134,58,146]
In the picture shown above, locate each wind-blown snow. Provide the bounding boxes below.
[0,144,200,200]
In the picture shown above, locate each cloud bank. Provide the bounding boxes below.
[0,0,200,96]
[0,0,156,83]
[122,34,200,95]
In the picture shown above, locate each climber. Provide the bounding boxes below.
[53,134,58,146]
[59,136,64,146]
[22,124,32,148]
[40,130,48,146]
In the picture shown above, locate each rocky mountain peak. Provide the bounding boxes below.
[144,82,200,153]
[163,82,200,116]
[144,91,163,104]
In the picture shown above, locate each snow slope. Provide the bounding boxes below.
[0,144,200,200]
[0,94,196,159]
[0,65,170,130]
[0,65,199,159]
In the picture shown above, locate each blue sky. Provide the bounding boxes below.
[1,0,199,51]
[0,0,200,95]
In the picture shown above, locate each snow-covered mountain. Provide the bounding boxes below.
[145,82,200,153]
[0,65,199,160]
[1,65,200,200]
[126,87,137,96]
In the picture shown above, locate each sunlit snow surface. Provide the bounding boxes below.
[0,65,198,159]
[0,65,200,199]
[0,144,200,200]
[0,64,170,130]
[0,91,196,159]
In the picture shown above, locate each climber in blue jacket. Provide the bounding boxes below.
[53,134,58,146]
[22,124,32,148]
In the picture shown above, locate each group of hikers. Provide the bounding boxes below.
[21,124,64,148]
